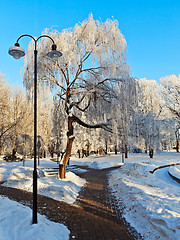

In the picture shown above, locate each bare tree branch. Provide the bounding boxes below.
[73,97,92,112]
[72,114,112,132]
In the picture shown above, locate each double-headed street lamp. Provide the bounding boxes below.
[9,34,62,224]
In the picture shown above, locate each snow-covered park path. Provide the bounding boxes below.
[0,165,140,240]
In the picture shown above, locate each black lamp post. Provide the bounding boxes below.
[8,34,62,224]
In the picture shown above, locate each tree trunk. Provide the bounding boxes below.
[82,149,84,158]
[77,149,81,158]
[125,144,128,158]
[115,145,117,154]
[145,141,148,154]
[149,148,154,158]
[12,149,16,161]
[86,145,90,156]
[59,116,75,179]
[176,140,179,153]
[105,142,108,154]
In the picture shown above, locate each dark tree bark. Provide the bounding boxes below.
[59,116,75,178]
[59,114,112,179]
[105,142,108,154]
[176,140,179,153]
[115,145,117,154]
[77,149,81,158]
[149,148,154,158]
[125,144,128,158]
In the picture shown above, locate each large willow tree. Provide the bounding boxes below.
[24,14,129,178]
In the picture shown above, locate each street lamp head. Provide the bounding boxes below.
[8,42,25,59]
[47,44,62,60]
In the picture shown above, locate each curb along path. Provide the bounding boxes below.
[0,166,141,240]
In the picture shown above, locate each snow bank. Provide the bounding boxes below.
[109,154,180,240]
[71,154,123,169]
[3,170,85,204]
[169,165,180,180]
[89,160,118,169]
[0,196,69,240]
[0,159,86,204]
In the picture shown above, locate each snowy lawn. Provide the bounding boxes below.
[1,152,180,239]
[109,151,180,240]
[0,158,86,204]
[0,195,69,240]
[0,157,85,240]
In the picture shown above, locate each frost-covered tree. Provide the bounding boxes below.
[25,86,55,157]
[112,77,137,157]
[10,89,30,151]
[136,78,164,157]
[37,87,54,156]
[160,74,180,121]
[0,74,11,154]
[0,75,32,154]
[23,14,129,178]
[134,112,160,157]
[160,118,178,151]
[52,96,67,156]
[160,74,180,151]
[138,78,163,117]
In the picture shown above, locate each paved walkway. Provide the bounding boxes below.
[0,165,142,240]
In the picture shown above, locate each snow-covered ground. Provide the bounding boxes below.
[0,152,180,239]
[0,157,85,240]
[71,151,180,239]
[71,153,123,169]
[169,165,180,180]
[0,158,86,204]
[108,152,180,240]
[0,195,69,240]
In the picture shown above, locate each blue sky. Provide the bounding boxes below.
[1,0,180,86]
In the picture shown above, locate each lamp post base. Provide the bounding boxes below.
[33,170,38,224]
